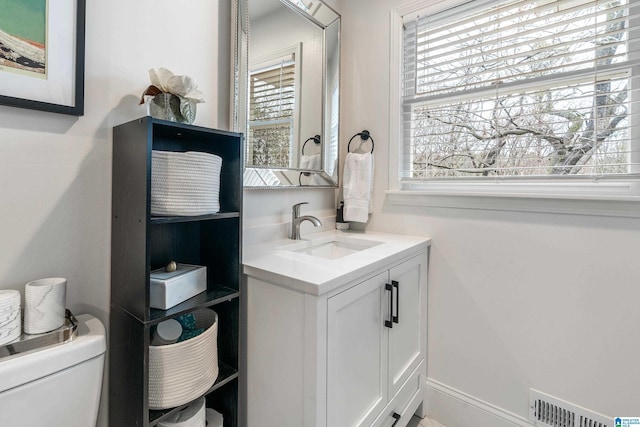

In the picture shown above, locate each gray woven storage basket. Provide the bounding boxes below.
[151,151,222,216]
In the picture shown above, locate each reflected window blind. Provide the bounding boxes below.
[249,59,295,168]
[402,0,640,180]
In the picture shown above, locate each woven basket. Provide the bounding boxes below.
[149,309,219,410]
[151,151,222,216]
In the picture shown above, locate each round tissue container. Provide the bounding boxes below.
[24,278,66,334]
[0,290,21,345]
[148,309,218,410]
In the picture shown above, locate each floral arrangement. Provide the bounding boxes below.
[140,67,205,123]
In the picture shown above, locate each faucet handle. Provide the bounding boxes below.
[292,202,309,216]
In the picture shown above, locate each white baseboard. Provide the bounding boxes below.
[424,379,533,427]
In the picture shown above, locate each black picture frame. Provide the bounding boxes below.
[0,0,86,116]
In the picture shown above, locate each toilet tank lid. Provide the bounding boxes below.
[0,314,106,393]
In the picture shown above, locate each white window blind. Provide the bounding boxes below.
[402,0,640,182]
[249,58,296,168]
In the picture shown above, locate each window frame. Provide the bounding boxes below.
[388,0,640,216]
[248,44,302,168]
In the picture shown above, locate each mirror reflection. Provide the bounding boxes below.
[233,0,340,187]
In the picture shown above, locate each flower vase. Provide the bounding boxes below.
[148,93,197,124]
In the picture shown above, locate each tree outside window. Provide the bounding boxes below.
[403,0,637,180]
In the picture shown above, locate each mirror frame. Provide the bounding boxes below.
[231,0,341,189]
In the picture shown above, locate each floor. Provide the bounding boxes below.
[407,415,447,427]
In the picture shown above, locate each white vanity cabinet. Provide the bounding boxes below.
[327,254,425,427]
[244,231,429,427]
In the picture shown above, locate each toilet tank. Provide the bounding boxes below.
[0,314,106,427]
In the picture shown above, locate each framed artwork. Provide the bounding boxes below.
[0,0,86,116]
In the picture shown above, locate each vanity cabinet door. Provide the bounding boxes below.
[388,255,424,398]
[327,271,389,427]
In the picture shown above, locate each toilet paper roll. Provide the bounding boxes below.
[205,408,223,427]
[159,397,205,427]
[151,319,183,346]
[23,278,67,334]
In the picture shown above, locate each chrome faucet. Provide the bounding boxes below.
[290,202,322,240]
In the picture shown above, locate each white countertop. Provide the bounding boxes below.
[243,230,431,295]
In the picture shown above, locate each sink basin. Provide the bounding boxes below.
[280,236,383,260]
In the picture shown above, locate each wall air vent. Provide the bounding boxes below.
[529,389,612,427]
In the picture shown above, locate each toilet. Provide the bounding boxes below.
[0,314,106,427]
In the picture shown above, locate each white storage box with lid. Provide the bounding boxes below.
[151,150,222,216]
[149,309,219,410]
[150,264,206,310]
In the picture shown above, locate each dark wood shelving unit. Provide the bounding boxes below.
[110,117,243,427]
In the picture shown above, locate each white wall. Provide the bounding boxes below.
[0,1,226,426]
[338,0,640,423]
[243,188,336,246]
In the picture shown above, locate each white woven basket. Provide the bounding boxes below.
[149,309,219,410]
[151,151,222,216]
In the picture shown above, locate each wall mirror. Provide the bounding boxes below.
[231,0,340,188]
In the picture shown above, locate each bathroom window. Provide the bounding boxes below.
[248,51,298,168]
[396,0,640,200]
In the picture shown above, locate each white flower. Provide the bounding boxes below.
[145,67,205,103]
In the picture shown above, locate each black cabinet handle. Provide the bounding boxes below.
[385,283,393,328]
[391,412,401,426]
[392,280,399,324]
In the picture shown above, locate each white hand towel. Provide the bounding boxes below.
[300,154,321,171]
[300,154,325,185]
[343,152,373,223]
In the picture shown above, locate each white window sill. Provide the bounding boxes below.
[386,183,640,218]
